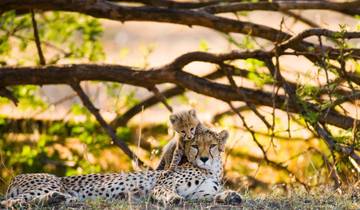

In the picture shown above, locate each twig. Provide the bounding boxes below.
[70,82,145,166]
[222,64,272,129]
[148,86,173,112]
[228,101,268,161]
[309,147,341,189]
[30,9,46,65]
[30,93,78,117]
[325,92,360,111]
[212,105,249,123]
[282,10,319,28]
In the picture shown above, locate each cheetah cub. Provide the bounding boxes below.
[156,109,204,171]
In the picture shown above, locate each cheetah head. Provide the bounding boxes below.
[184,129,229,170]
[170,109,200,141]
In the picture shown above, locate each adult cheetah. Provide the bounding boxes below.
[1,128,241,208]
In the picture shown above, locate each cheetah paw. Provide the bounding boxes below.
[215,190,242,205]
[47,192,67,205]
[0,198,25,208]
[166,195,184,206]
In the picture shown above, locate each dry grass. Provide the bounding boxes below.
[2,186,358,210]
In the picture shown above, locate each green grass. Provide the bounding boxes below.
[2,186,358,210]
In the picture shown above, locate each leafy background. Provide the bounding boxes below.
[0,9,359,197]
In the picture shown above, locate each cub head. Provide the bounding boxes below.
[184,129,229,170]
[170,109,199,141]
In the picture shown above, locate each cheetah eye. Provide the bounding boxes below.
[191,145,198,149]
[210,144,217,148]
[181,130,186,134]
[190,127,195,132]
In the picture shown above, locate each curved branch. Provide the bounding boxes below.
[0,63,357,131]
[202,1,360,15]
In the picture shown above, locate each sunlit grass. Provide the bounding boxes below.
[1,186,358,210]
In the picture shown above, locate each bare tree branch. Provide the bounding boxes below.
[1,62,357,131]
[201,1,360,15]
[30,9,46,65]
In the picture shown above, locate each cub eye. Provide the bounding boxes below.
[181,130,186,134]
[210,144,217,148]
[191,145,198,149]
[190,127,195,132]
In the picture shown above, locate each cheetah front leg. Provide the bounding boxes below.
[1,191,75,208]
[159,148,184,178]
[214,190,242,205]
[168,147,183,171]
[151,185,184,206]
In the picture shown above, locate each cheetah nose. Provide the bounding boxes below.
[187,135,193,140]
[200,157,209,163]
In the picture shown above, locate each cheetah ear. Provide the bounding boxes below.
[188,109,196,117]
[218,130,229,152]
[170,114,178,124]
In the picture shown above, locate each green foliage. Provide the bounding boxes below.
[0,11,105,64]
[105,82,123,98]
[303,110,319,124]
[247,72,274,87]
[116,127,132,143]
[226,34,255,50]
[244,58,265,72]
[123,90,140,108]
[41,12,105,61]
[296,85,320,100]
[70,103,90,117]
[0,34,10,55]
[198,39,209,52]
[351,59,360,74]
[242,58,272,87]
[0,117,134,192]
[2,85,48,110]
[0,11,31,59]
[332,24,350,53]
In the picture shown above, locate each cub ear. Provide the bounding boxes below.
[218,130,229,140]
[218,130,229,152]
[169,114,177,124]
[188,109,196,117]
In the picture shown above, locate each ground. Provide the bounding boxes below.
[1,186,358,210]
